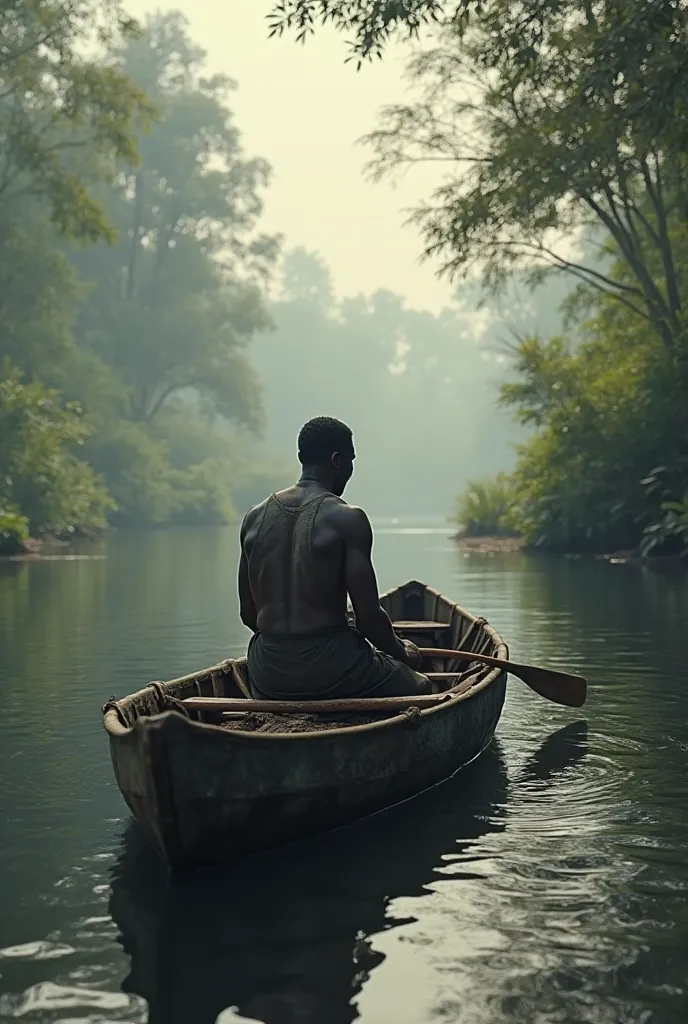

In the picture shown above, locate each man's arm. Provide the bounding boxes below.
[342,506,410,662]
[238,515,258,632]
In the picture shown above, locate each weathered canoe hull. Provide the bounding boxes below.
[104,580,508,871]
[110,674,505,869]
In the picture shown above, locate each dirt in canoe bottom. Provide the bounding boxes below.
[220,711,394,734]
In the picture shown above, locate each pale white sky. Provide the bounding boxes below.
[126,0,456,311]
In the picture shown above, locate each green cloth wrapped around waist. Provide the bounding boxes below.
[246,626,404,700]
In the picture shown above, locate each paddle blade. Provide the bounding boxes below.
[418,648,587,709]
[517,664,587,708]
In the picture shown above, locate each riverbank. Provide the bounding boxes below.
[0,532,105,561]
[454,534,525,553]
[453,532,686,566]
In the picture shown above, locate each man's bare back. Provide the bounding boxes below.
[240,482,353,635]
[238,416,430,700]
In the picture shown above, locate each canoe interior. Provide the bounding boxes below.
[103,579,508,735]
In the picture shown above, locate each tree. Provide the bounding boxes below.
[359,4,688,359]
[267,0,461,61]
[0,8,284,539]
[68,11,278,431]
[0,210,81,375]
[0,362,111,551]
[0,0,148,240]
[0,0,146,545]
[271,2,688,349]
[496,259,688,552]
[282,247,334,308]
[268,0,688,116]
[47,12,285,526]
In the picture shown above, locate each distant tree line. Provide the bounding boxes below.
[253,246,535,517]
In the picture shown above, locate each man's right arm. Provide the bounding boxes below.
[341,506,411,663]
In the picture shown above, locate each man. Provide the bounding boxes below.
[238,416,433,700]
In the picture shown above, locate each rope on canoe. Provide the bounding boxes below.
[459,615,487,653]
[401,706,422,729]
[150,681,190,718]
[102,697,129,728]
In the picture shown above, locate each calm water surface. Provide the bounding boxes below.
[1,523,687,1023]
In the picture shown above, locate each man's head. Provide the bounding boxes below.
[297,416,355,496]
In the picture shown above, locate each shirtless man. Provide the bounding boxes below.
[238,416,432,700]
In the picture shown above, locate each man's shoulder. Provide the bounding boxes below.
[240,497,271,535]
[323,498,370,533]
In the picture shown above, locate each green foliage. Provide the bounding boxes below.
[168,461,236,525]
[65,12,278,502]
[81,420,173,525]
[270,1,688,147]
[453,473,516,537]
[500,265,688,553]
[54,12,280,531]
[268,0,458,61]
[641,496,688,559]
[69,10,278,405]
[359,1,688,360]
[0,214,82,375]
[0,363,112,539]
[83,420,237,527]
[639,464,688,558]
[0,508,29,555]
[0,10,283,540]
[0,0,149,241]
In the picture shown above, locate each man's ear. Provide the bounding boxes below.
[331,452,341,468]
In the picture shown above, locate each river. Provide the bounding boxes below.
[1,522,687,1023]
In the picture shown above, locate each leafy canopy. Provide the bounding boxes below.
[0,0,150,240]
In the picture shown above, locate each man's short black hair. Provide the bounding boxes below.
[298,416,354,465]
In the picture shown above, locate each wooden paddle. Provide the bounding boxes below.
[419,648,587,708]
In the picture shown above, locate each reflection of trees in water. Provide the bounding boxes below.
[0,557,110,814]
[108,726,588,1024]
[503,554,688,654]
[501,556,688,756]
[0,558,105,699]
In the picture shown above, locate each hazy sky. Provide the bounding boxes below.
[127,0,456,311]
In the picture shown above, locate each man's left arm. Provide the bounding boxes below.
[238,517,258,632]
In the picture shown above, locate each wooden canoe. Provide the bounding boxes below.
[102,579,508,871]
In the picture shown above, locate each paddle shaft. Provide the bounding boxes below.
[419,648,587,708]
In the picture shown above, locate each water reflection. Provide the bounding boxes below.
[516,721,588,784]
[110,746,507,1024]
[110,724,586,1024]
[2,528,688,1023]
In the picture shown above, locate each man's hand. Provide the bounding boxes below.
[400,639,423,670]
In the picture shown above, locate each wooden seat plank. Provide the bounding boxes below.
[393,620,451,630]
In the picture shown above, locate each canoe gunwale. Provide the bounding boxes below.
[103,662,503,742]
[103,583,508,742]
